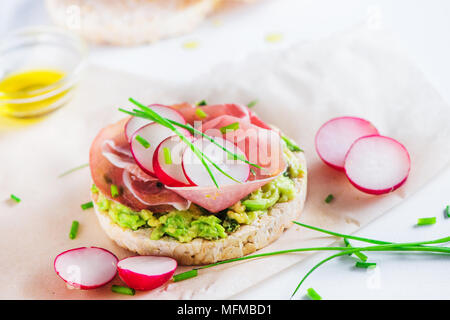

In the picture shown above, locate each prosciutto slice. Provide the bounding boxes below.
[166,172,283,213]
[169,106,286,212]
[89,103,286,213]
[173,103,250,125]
[89,118,190,212]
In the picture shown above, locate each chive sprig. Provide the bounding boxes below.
[58,163,89,178]
[120,98,262,188]
[172,221,450,299]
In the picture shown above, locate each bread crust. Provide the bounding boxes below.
[93,152,307,265]
[45,0,220,46]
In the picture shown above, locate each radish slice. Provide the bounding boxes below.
[153,135,192,187]
[315,117,379,171]
[125,104,186,142]
[182,136,250,187]
[54,247,118,290]
[117,256,177,291]
[130,123,191,176]
[344,135,410,195]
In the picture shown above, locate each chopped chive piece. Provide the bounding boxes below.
[281,135,303,152]
[354,250,368,262]
[69,220,79,239]
[355,261,377,268]
[247,100,258,108]
[111,285,135,296]
[135,135,150,149]
[220,122,239,134]
[324,194,334,203]
[58,163,89,178]
[343,238,368,261]
[417,217,436,226]
[196,100,207,106]
[195,108,208,119]
[10,194,21,203]
[173,269,198,282]
[306,288,322,300]
[250,168,256,176]
[163,147,172,165]
[445,205,449,218]
[80,201,93,210]
[110,184,119,198]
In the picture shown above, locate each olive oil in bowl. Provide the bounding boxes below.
[0,69,71,118]
[0,27,86,119]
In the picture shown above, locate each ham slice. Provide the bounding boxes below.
[166,172,283,213]
[168,109,286,212]
[173,103,250,125]
[89,118,190,212]
[201,114,284,177]
[89,103,286,213]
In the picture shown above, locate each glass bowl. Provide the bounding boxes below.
[0,26,87,118]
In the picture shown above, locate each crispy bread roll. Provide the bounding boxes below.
[46,0,221,45]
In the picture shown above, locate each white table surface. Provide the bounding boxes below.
[2,0,449,300]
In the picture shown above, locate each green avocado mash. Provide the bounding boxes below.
[151,211,227,242]
[93,147,303,243]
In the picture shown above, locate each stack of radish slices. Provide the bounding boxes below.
[126,105,250,187]
[54,248,177,291]
[315,116,410,195]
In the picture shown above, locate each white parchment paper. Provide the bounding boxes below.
[1,27,449,299]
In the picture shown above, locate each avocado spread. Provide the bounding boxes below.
[93,147,303,243]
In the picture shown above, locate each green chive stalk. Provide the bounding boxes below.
[121,101,220,188]
[130,105,242,185]
[171,222,449,298]
[58,163,89,178]
[121,98,263,187]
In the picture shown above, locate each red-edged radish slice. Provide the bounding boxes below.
[54,247,118,290]
[182,136,250,187]
[315,117,379,171]
[125,104,186,142]
[344,135,410,195]
[130,122,191,177]
[153,135,192,187]
[117,256,177,291]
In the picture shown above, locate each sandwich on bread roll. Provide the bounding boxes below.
[89,102,307,265]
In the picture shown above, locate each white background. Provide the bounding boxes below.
[1,0,449,299]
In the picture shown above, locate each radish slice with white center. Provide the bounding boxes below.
[117,256,177,291]
[125,104,186,142]
[153,135,192,187]
[344,135,411,195]
[54,247,118,290]
[182,136,250,187]
[315,117,379,171]
[130,122,191,177]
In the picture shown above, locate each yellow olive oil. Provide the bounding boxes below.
[0,69,69,118]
